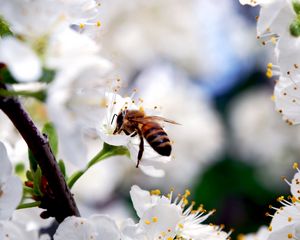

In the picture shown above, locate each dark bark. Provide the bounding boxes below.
[0,84,80,222]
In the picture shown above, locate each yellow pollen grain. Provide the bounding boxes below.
[271,95,276,101]
[96,21,101,27]
[266,69,273,78]
[267,63,273,68]
[152,217,158,223]
[271,37,277,44]
[293,163,299,169]
[79,23,85,29]
[288,217,292,222]
[178,223,184,229]
[167,237,172,240]
[268,226,272,231]
[150,189,161,195]
[237,234,245,240]
[144,220,151,225]
[185,189,191,196]
[288,233,293,239]
[161,232,166,237]
[277,196,284,202]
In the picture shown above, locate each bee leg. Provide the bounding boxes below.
[131,131,138,137]
[136,131,144,168]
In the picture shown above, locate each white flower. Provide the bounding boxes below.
[267,165,300,240]
[274,76,300,125]
[240,0,294,38]
[0,220,50,240]
[0,0,100,37]
[240,226,270,240]
[125,185,230,240]
[46,53,111,168]
[0,142,23,220]
[0,37,42,82]
[53,215,121,240]
[229,87,300,181]
[0,0,106,82]
[97,92,172,177]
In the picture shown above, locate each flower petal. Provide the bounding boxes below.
[130,185,153,219]
[291,172,300,200]
[0,37,41,82]
[54,215,121,240]
[0,175,23,220]
[90,215,121,240]
[0,142,12,182]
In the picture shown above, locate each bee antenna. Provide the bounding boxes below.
[111,114,118,125]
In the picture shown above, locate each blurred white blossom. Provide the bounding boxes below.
[83,0,257,81]
[229,88,300,179]
[0,142,22,220]
[0,0,107,82]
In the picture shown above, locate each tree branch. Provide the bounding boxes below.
[0,84,80,222]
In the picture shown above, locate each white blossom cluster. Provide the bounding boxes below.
[239,0,300,126]
[238,163,300,240]
[0,139,230,239]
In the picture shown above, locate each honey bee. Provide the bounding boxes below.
[112,108,178,167]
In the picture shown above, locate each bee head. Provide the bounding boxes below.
[113,110,126,134]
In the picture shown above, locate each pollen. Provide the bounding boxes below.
[152,217,158,223]
[268,226,272,231]
[178,223,184,229]
[293,162,299,169]
[96,21,101,27]
[288,233,293,239]
[144,220,151,225]
[266,68,273,78]
[277,196,284,202]
[150,189,161,195]
[271,95,276,101]
[79,23,85,29]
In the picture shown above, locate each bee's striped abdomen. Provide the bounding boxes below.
[142,123,172,156]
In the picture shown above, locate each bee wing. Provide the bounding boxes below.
[131,116,180,125]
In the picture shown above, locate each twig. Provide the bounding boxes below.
[0,83,80,222]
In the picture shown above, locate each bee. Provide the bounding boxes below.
[112,108,178,167]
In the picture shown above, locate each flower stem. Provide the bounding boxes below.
[17,201,41,209]
[67,143,129,189]
[0,88,46,102]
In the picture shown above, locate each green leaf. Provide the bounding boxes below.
[58,159,66,178]
[290,18,300,37]
[33,167,42,196]
[0,16,12,37]
[293,0,300,15]
[42,122,58,158]
[0,67,17,84]
[28,150,38,172]
[26,170,34,181]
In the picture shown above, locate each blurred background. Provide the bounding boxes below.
[2,0,299,238]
